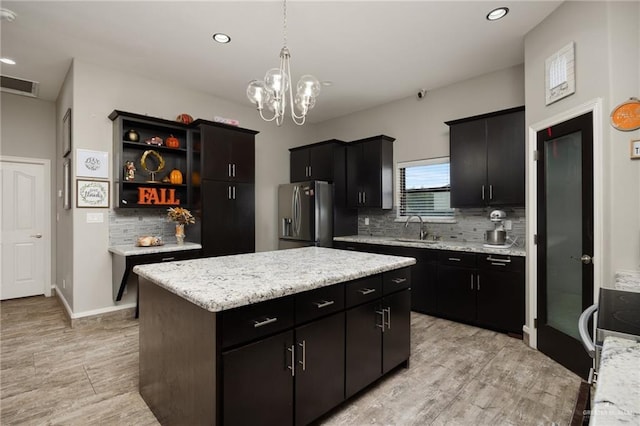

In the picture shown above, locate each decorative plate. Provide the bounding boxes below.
[610,98,640,131]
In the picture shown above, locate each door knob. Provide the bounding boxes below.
[581,254,592,264]
[30,233,43,238]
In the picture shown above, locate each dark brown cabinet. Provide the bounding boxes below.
[195,121,258,257]
[436,252,477,324]
[201,180,254,257]
[290,140,343,183]
[346,135,395,209]
[345,270,411,398]
[446,107,525,208]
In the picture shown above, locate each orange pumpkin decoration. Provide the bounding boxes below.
[166,135,180,149]
[176,114,194,124]
[169,169,183,185]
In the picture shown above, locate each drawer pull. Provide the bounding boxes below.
[358,288,376,295]
[487,256,510,263]
[448,257,461,262]
[491,262,507,266]
[391,277,407,284]
[161,257,176,262]
[314,300,335,309]
[253,317,278,328]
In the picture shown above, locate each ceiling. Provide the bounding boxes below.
[1,1,562,124]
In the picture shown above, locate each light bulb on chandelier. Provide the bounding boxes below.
[246,0,320,126]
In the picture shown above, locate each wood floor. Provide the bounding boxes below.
[0,295,581,425]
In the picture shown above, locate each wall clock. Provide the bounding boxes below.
[610,98,640,131]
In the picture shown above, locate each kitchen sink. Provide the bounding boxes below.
[394,238,439,244]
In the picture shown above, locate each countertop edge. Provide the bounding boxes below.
[109,242,202,256]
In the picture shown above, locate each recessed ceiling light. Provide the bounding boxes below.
[213,33,231,44]
[486,7,509,21]
[0,8,17,22]
[0,57,16,65]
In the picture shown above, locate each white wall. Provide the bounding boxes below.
[310,65,525,164]
[1,92,57,292]
[69,60,310,315]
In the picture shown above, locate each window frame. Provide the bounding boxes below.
[395,157,456,223]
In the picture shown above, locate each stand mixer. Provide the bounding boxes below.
[485,209,508,246]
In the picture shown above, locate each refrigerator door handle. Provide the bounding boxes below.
[293,185,302,237]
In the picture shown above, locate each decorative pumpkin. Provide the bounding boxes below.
[191,171,201,187]
[176,113,194,124]
[169,169,183,185]
[166,134,180,149]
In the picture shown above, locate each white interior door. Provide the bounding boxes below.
[1,158,49,300]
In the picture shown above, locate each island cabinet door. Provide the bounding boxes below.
[294,312,345,425]
[382,289,411,374]
[345,299,383,398]
[222,330,294,426]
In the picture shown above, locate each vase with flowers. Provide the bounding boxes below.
[167,207,195,245]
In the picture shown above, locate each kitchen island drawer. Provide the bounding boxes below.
[438,250,476,268]
[477,254,524,272]
[346,275,382,307]
[295,283,344,324]
[221,296,294,349]
[383,267,411,295]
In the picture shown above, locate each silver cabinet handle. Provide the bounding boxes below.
[470,274,474,290]
[375,309,385,332]
[228,163,232,177]
[358,192,362,204]
[477,275,480,291]
[287,345,295,377]
[385,307,391,330]
[253,317,277,328]
[228,186,232,200]
[161,257,176,262]
[481,185,485,200]
[358,288,376,295]
[391,277,407,284]
[486,256,511,263]
[448,257,461,262]
[232,186,236,200]
[308,165,312,177]
[489,184,493,200]
[30,233,43,238]
[232,163,236,177]
[363,192,366,204]
[298,340,306,371]
[314,300,335,309]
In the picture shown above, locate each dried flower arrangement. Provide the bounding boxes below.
[166,207,195,225]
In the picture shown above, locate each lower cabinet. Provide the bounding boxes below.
[346,288,411,398]
[221,270,411,425]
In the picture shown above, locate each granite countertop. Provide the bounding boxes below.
[590,336,640,425]
[108,242,202,256]
[615,270,640,292]
[334,235,526,257]
[133,246,416,312]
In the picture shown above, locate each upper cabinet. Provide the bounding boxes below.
[346,135,395,209]
[110,110,190,208]
[197,121,257,183]
[446,107,525,208]
[289,139,345,183]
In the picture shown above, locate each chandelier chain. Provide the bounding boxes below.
[282,0,288,48]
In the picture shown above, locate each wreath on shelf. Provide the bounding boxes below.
[140,149,165,174]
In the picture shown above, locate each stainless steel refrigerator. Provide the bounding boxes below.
[278,181,333,249]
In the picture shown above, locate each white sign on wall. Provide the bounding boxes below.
[545,42,576,106]
[76,149,109,179]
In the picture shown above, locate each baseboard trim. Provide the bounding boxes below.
[523,325,531,347]
[53,285,137,328]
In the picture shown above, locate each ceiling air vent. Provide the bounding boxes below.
[1,75,39,97]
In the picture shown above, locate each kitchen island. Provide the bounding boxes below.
[134,247,415,425]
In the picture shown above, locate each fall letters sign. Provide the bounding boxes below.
[138,187,180,205]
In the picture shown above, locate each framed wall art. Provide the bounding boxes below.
[545,42,575,106]
[76,179,110,208]
[63,157,71,210]
[76,149,109,179]
[631,139,640,160]
[62,108,72,157]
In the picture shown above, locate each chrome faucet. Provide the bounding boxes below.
[405,215,428,240]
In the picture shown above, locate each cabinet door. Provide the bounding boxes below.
[346,143,361,208]
[230,182,255,255]
[309,143,334,182]
[295,313,345,425]
[223,330,294,426]
[360,139,382,208]
[449,119,487,207]
[201,180,235,257]
[486,110,525,206]
[476,269,525,333]
[200,126,231,181]
[436,264,476,323]
[382,289,411,374]
[229,131,255,182]
[345,299,382,398]
[411,252,438,315]
[290,148,310,182]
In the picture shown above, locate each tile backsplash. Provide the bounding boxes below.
[109,209,179,246]
[357,207,526,245]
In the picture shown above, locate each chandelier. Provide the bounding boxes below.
[246,0,320,126]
